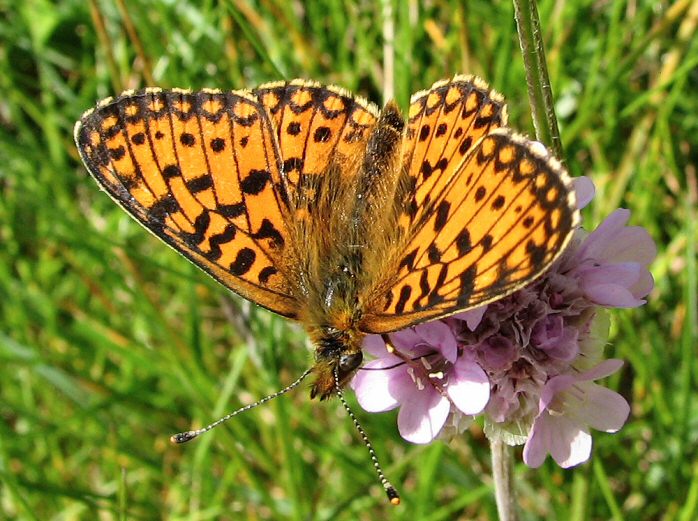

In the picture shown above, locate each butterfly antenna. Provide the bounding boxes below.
[171,367,313,444]
[334,368,400,506]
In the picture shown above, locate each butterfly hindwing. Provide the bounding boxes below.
[360,127,579,333]
[75,88,299,318]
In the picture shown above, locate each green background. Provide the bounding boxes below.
[1,1,696,519]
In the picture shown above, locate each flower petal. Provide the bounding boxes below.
[539,374,576,411]
[363,335,390,358]
[397,388,450,444]
[416,321,458,362]
[632,269,655,298]
[451,305,488,331]
[447,358,490,414]
[600,226,656,265]
[583,283,646,308]
[524,412,593,468]
[549,415,592,468]
[580,262,643,289]
[573,176,595,209]
[352,360,406,412]
[574,383,630,432]
[391,328,428,356]
[523,412,554,468]
[577,358,624,381]
[579,262,650,307]
[574,209,628,263]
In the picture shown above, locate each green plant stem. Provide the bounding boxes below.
[491,439,519,521]
[491,2,561,518]
[512,0,563,156]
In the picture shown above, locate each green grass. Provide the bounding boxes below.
[1,0,696,519]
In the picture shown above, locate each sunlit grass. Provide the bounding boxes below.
[1,1,696,519]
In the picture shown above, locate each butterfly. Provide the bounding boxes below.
[75,75,578,405]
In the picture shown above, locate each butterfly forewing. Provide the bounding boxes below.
[75,88,299,318]
[254,80,379,214]
[360,129,579,333]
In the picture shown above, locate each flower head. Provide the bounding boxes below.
[352,177,655,467]
[352,321,489,444]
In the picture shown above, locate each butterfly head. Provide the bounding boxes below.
[309,326,365,400]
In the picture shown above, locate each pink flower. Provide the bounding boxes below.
[531,315,579,362]
[352,323,489,444]
[523,359,630,468]
[572,176,595,210]
[563,209,656,308]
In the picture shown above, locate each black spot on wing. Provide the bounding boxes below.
[204,224,236,261]
[526,239,547,267]
[163,164,181,179]
[417,270,430,305]
[219,202,245,218]
[433,201,450,232]
[395,285,412,314]
[287,121,301,135]
[210,137,225,152]
[241,169,271,195]
[148,194,180,228]
[258,265,278,284]
[419,125,430,141]
[492,195,506,210]
[421,160,433,180]
[230,247,256,276]
[313,126,331,142]
[455,264,477,307]
[186,175,214,194]
[180,210,210,246]
[109,146,126,160]
[252,218,285,248]
[427,243,441,264]
[456,228,471,256]
[283,157,304,173]
[180,132,196,146]
[399,248,419,270]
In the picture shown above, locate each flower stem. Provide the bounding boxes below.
[491,5,559,520]
[512,0,563,158]
[491,439,519,521]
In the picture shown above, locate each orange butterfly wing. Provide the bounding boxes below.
[75,88,299,318]
[360,79,579,333]
[253,80,379,213]
[398,76,508,236]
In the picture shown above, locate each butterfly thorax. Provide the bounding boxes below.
[299,102,406,400]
